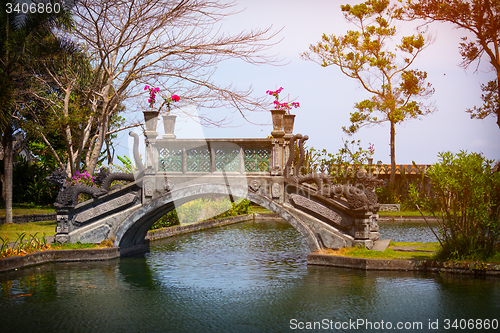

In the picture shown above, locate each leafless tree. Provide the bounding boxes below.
[60,0,281,175]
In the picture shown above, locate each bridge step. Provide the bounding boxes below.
[372,239,391,252]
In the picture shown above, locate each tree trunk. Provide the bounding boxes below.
[87,104,114,175]
[496,77,500,130]
[390,121,396,186]
[86,84,112,175]
[3,124,13,224]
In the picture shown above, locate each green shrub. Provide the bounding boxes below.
[151,209,180,230]
[149,196,250,230]
[10,156,58,205]
[304,139,376,185]
[210,198,249,220]
[410,151,500,261]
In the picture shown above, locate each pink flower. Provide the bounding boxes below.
[266,87,284,97]
[171,95,180,102]
[368,143,375,155]
[145,85,160,107]
[267,87,300,114]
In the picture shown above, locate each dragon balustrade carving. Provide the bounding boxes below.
[47,132,145,209]
[285,134,383,212]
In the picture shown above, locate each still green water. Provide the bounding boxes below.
[1,220,499,333]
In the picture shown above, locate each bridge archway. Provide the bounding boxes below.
[114,184,321,252]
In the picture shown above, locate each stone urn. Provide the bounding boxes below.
[283,114,295,139]
[143,110,159,138]
[270,109,286,138]
[367,157,374,176]
[162,114,177,139]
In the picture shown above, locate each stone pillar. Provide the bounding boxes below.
[270,138,284,176]
[55,214,70,243]
[145,138,159,172]
[353,218,371,240]
[142,137,159,202]
[269,137,285,203]
[142,169,156,202]
[351,211,380,249]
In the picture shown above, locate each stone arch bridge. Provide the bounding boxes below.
[50,128,382,256]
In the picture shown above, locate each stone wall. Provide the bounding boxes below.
[145,213,281,241]
[379,204,400,212]
[0,247,120,273]
[0,213,56,225]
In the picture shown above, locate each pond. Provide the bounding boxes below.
[1,220,499,332]
[379,221,438,243]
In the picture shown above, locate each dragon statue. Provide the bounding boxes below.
[47,132,145,209]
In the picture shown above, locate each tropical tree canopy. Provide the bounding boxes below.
[302,0,435,184]
[401,0,500,129]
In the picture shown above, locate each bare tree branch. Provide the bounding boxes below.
[65,0,282,174]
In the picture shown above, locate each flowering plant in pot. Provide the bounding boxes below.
[267,87,299,137]
[142,86,161,137]
[145,85,160,108]
[144,85,180,113]
[161,94,180,139]
[367,143,375,166]
[159,93,180,114]
[160,94,180,139]
[143,85,180,138]
[266,87,300,114]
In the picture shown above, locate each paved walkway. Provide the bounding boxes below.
[372,239,391,251]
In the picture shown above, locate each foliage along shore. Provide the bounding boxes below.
[316,242,500,264]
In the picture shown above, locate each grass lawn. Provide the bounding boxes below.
[317,242,500,264]
[248,204,273,214]
[390,241,440,252]
[0,204,55,217]
[50,242,100,250]
[1,239,107,259]
[0,220,57,242]
[319,244,436,260]
[377,210,433,217]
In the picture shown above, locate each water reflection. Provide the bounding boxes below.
[1,220,499,333]
[379,222,438,243]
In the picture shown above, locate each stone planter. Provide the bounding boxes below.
[162,114,177,139]
[143,110,159,138]
[366,157,374,176]
[283,114,295,139]
[270,109,285,138]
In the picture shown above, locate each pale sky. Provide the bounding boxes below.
[121,0,500,166]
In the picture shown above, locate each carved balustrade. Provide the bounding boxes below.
[149,138,286,175]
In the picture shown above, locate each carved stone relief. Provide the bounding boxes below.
[56,215,69,233]
[271,182,282,198]
[74,193,137,225]
[290,194,342,226]
[55,234,69,243]
[164,179,174,192]
[144,180,154,197]
[249,180,261,192]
